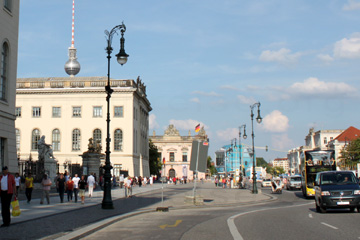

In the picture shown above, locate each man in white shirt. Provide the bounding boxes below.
[72,174,80,203]
[87,173,95,198]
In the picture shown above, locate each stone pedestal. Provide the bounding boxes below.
[44,159,57,186]
[81,152,102,177]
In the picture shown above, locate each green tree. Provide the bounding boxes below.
[149,140,161,176]
[340,138,360,169]
[256,157,268,168]
[207,156,217,176]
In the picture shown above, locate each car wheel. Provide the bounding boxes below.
[350,207,355,212]
[315,202,320,213]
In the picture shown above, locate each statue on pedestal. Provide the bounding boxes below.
[38,136,55,161]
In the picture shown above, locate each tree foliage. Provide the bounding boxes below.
[266,166,285,176]
[207,156,217,176]
[340,138,360,169]
[256,157,268,168]
[149,140,161,176]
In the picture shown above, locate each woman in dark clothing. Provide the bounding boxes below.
[78,175,87,204]
[56,174,66,203]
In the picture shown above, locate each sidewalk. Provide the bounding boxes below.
[0,181,273,240]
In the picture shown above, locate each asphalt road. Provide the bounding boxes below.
[81,186,360,240]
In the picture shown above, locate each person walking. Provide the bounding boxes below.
[119,174,124,189]
[66,177,74,202]
[72,174,80,203]
[15,173,21,197]
[112,175,117,188]
[78,175,86,204]
[138,176,142,187]
[56,173,66,203]
[25,173,34,203]
[0,166,16,227]
[87,173,95,198]
[126,177,132,197]
[124,176,128,198]
[40,174,51,204]
[149,176,153,186]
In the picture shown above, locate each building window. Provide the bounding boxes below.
[52,107,61,118]
[15,107,21,117]
[4,0,12,11]
[15,129,20,152]
[93,106,102,117]
[32,107,41,117]
[323,137,327,144]
[170,152,175,162]
[31,129,41,150]
[72,106,81,117]
[114,129,123,151]
[52,129,60,151]
[72,129,81,151]
[1,42,9,101]
[93,129,101,146]
[330,137,333,141]
[114,106,124,117]
[182,152,188,162]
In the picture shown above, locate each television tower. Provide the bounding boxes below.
[64,0,80,77]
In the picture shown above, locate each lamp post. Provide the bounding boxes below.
[102,23,129,209]
[238,125,247,177]
[250,102,262,194]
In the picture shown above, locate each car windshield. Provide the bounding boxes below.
[321,172,357,185]
[290,177,301,181]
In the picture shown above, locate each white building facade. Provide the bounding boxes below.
[0,0,19,172]
[150,125,207,180]
[15,76,151,177]
[272,158,290,173]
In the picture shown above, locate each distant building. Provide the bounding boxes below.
[214,144,254,177]
[272,158,289,173]
[15,76,151,177]
[0,0,20,172]
[149,125,207,180]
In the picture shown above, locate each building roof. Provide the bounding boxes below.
[332,126,360,142]
[273,158,288,161]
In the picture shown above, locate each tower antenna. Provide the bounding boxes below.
[64,0,80,77]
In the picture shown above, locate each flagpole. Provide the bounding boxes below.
[192,139,200,204]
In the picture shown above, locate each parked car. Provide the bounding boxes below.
[261,179,272,187]
[314,171,360,213]
[286,175,302,190]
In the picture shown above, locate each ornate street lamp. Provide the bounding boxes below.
[238,124,247,177]
[102,23,129,209]
[250,102,262,194]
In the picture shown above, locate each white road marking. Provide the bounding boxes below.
[227,203,313,240]
[321,222,338,230]
[309,213,313,218]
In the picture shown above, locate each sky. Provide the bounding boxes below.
[17,0,360,162]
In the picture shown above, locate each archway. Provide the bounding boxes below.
[169,168,175,178]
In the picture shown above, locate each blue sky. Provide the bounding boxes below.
[17,0,360,162]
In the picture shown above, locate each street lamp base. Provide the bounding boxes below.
[102,202,114,209]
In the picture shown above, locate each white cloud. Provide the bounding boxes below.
[191,91,222,97]
[289,77,356,95]
[260,110,289,133]
[317,54,334,63]
[237,95,256,105]
[216,128,238,141]
[334,33,360,59]
[271,134,294,150]
[190,98,200,103]
[169,119,207,131]
[149,114,159,129]
[259,48,302,64]
[343,0,360,11]
[220,85,240,91]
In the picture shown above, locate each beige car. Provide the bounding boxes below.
[261,179,272,187]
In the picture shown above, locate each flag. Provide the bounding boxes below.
[195,124,200,133]
[163,157,165,164]
[203,141,209,146]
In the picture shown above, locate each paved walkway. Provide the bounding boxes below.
[0,181,273,240]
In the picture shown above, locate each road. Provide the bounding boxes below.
[80,186,360,240]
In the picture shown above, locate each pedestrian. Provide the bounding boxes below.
[99,175,103,190]
[87,173,95,198]
[64,171,69,182]
[119,174,124,188]
[143,176,147,186]
[0,166,16,227]
[78,175,86,204]
[149,176,153,186]
[215,177,219,187]
[72,174,80,203]
[40,174,51,204]
[126,176,132,197]
[56,173,66,203]
[15,173,21,196]
[112,175,117,188]
[66,176,74,202]
[138,176,142,187]
[124,176,128,197]
[25,173,34,203]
